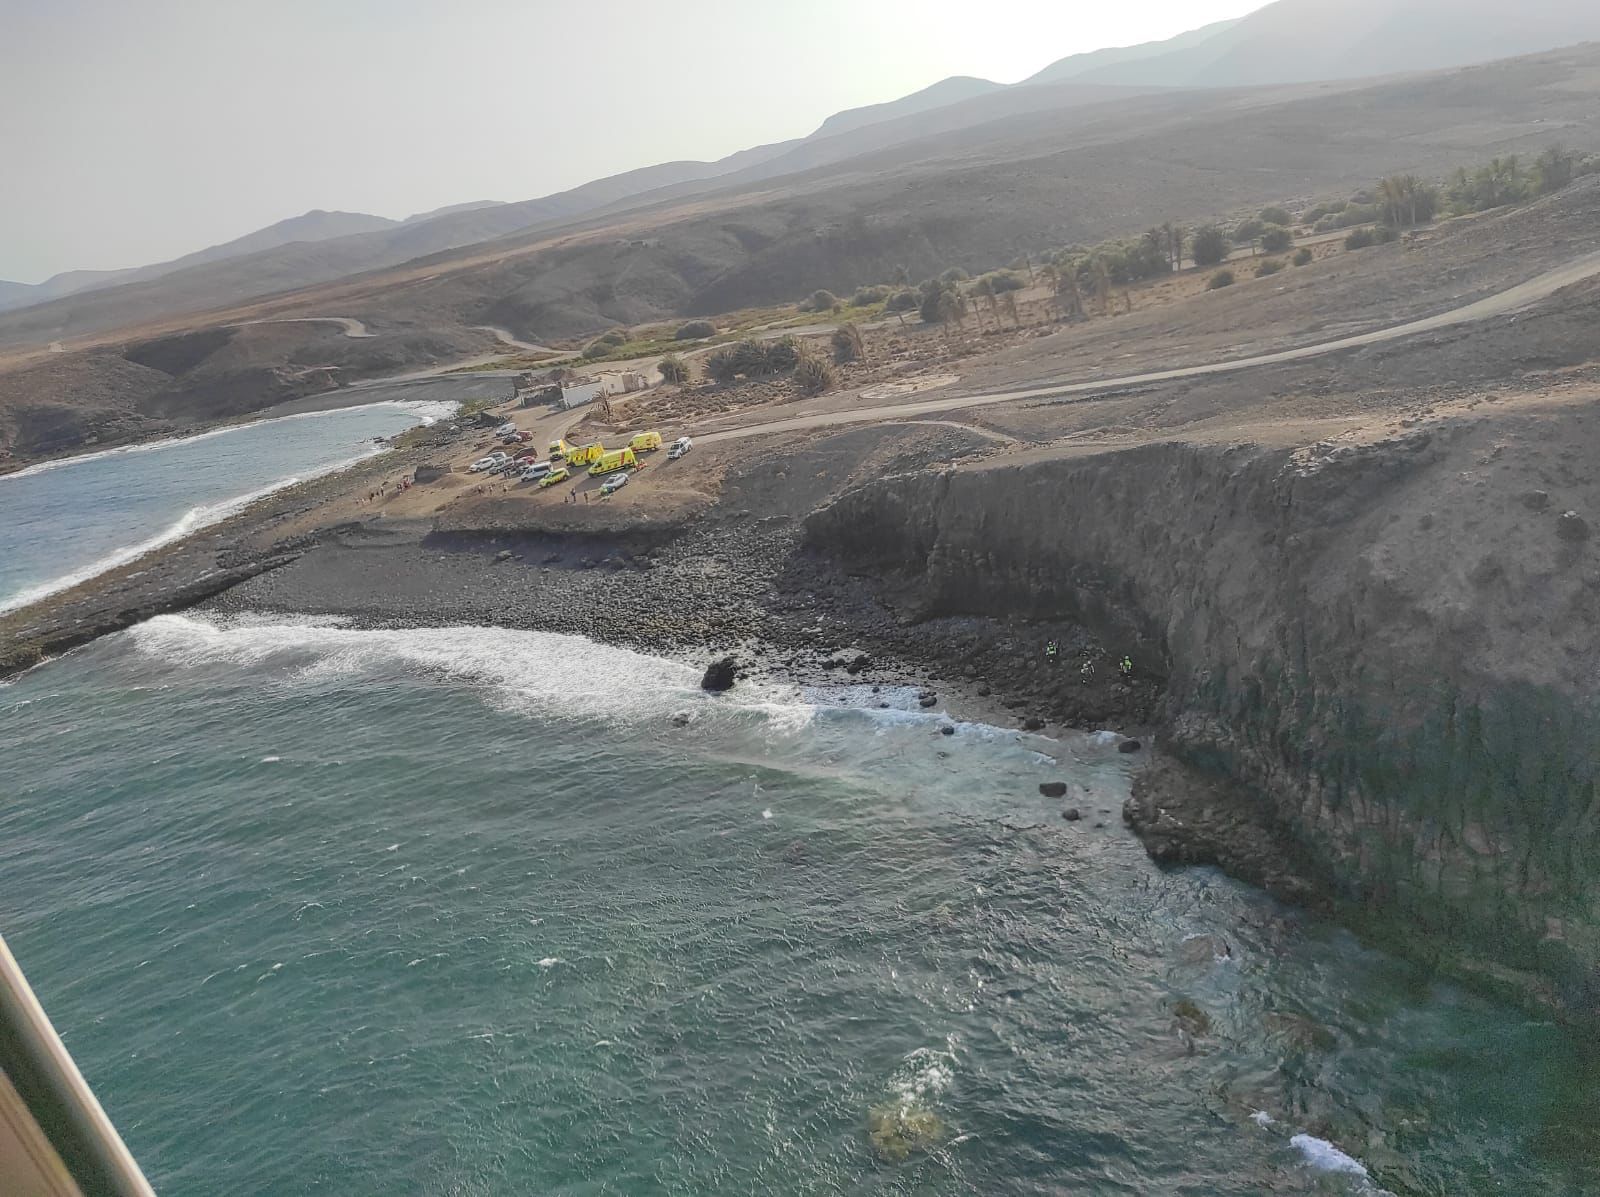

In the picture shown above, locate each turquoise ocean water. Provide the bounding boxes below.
[0,399,448,614]
[3,612,1597,1195]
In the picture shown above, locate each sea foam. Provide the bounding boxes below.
[129,614,713,722]
[0,475,327,614]
[1290,1133,1369,1177]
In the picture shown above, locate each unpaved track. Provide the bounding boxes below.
[234,316,374,338]
[471,325,557,354]
[697,251,1600,445]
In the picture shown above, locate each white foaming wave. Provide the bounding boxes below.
[1290,1134,1367,1177]
[888,1039,959,1106]
[128,613,706,721]
[1289,1133,1395,1194]
[0,474,324,614]
[0,398,443,481]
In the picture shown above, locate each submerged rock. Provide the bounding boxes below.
[1062,807,1082,822]
[867,1103,946,1163]
[1118,738,1142,754]
[1039,781,1068,798]
[1172,998,1213,1037]
[700,656,738,692]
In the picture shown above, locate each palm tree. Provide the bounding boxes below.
[1038,264,1061,320]
[1165,223,1186,272]
[974,276,999,330]
[1092,257,1115,317]
[1057,264,1085,320]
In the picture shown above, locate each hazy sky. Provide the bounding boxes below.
[2,0,1266,282]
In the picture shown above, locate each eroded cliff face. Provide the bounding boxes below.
[806,403,1600,1013]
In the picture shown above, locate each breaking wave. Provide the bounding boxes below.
[0,398,450,482]
[0,475,336,614]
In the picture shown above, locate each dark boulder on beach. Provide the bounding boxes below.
[701,656,738,692]
[1023,716,1046,731]
[1062,807,1082,822]
[1118,738,1142,754]
[1039,781,1068,798]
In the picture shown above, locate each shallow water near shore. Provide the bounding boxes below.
[2,613,1597,1194]
[0,400,449,613]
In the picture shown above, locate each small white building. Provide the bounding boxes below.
[559,370,649,409]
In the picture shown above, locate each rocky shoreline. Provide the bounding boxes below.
[8,382,1600,1026]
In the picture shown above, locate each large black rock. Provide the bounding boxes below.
[701,656,738,693]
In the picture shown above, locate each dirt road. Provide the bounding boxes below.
[234,316,374,338]
[695,250,1600,446]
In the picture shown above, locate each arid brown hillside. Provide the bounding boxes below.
[5,41,1600,465]
[320,43,1600,339]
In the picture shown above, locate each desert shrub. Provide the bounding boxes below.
[940,267,970,283]
[658,355,689,384]
[985,270,1026,293]
[919,281,967,325]
[1233,218,1266,245]
[1191,225,1231,267]
[1344,226,1378,250]
[1318,202,1382,231]
[794,354,836,395]
[807,289,840,313]
[1260,225,1293,253]
[1293,247,1314,266]
[886,289,918,312]
[1534,146,1578,194]
[1374,224,1400,244]
[581,341,610,359]
[1255,258,1284,277]
[763,336,801,372]
[598,329,628,347]
[832,322,865,364]
[1302,202,1337,223]
[851,285,890,307]
[705,347,738,383]
[1259,205,1293,227]
[1207,270,1235,289]
[674,320,715,340]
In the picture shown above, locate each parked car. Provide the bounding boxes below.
[600,471,631,496]
[667,436,693,460]
[538,466,571,488]
[468,455,500,473]
[520,461,553,481]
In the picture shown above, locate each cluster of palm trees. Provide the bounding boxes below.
[1443,145,1585,217]
[1376,174,1438,228]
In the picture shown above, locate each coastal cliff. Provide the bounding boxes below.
[805,402,1600,1014]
